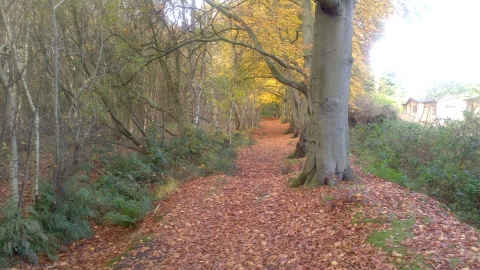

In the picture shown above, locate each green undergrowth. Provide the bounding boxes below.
[164,129,249,178]
[0,128,253,267]
[351,115,480,227]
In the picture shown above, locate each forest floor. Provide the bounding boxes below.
[36,119,480,269]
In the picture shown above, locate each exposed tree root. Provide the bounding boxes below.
[290,166,356,188]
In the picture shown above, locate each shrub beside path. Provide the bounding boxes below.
[53,119,480,269]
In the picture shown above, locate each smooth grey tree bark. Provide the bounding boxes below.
[292,0,356,187]
[5,70,19,205]
[291,0,314,157]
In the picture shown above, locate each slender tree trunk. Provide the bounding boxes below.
[193,83,202,127]
[20,24,40,203]
[280,98,288,123]
[227,97,234,145]
[237,102,245,130]
[7,81,19,204]
[161,109,166,146]
[286,87,300,136]
[228,42,239,144]
[293,0,356,187]
[19,24,41,204]
[0,3,40,203]
[53,0,61,193]
[52,0,68,195]
[0,45,19,205]
[252,92,256,127]
[211,87,220,129]
[193,51,207,127]
[31,91,40,203]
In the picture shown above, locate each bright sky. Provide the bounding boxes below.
[370,0,480,99]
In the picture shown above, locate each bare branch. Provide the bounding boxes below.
[53,0,68,11]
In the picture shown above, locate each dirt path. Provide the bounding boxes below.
[51,119,480,269]
[111,119,480,269]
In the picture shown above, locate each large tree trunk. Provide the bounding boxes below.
[291,0,314,158]
[293,0,355,187]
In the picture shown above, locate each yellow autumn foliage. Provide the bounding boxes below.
[258,92,282,105]
[212,0,393,102]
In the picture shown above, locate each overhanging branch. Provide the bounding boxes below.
[204,0,307,95]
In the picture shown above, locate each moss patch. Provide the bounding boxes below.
[352,211,387,225]
[324,195,334,201]
[367,216,415,251]
[366,216,425,268]
[450,258,460,268]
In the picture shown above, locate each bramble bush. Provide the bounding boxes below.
[351,113,480,226]
[349,94,399,125]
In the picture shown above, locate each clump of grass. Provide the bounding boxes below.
[156,177,178,200]
[154,178,179,215]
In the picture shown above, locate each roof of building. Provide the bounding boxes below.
[403,94,478,105]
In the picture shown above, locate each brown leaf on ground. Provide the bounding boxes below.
[30,119,480,269]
